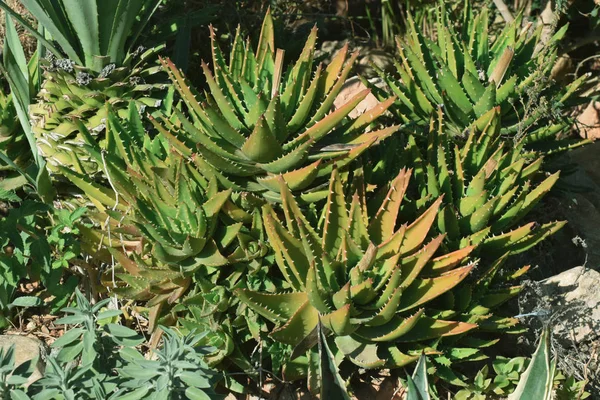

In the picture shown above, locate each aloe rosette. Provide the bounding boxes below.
[60,104,253,332]
[401,108,566,258]
[235,167,483,381]
[372,3,588,153]
[156,10,399,204]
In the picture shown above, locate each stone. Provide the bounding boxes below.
[518,267,600,396]
[0,335,46,386]
[576,101,600,140]
[334,76,384,120]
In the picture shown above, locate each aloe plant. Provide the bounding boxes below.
[372,2,589,153]
[397,108,566,258]
[156,10,398,204]
[404,327,562,399]
[236,167,482,384]
[59,104,252,332]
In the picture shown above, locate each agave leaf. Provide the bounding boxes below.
[321,305,353,336]
[323,169,350,255]
[356,310,424,342]
[261,161,323,194]
[318,320,351,400]
[423,246,474,275]
[369,169,411,244]
[399,235,445,289]
[335,336,386,369]
[406,354,431,400]
[240,116,283,162]
[508,327,553,400]
[271,300,319,346]
[263,207,311,289]
[397,316,478,342]
[400,197,443,255]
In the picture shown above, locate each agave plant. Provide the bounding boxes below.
[372,3,588,153]
[157,10,398,204]
[235,167,485,383]
[398,108,566,258]
[0,0,170,176]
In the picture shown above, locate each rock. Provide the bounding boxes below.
[518,267,600,396]
[334,76,384,120]
[0,335,46,386]
[576,101,600,140]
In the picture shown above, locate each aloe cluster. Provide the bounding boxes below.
[373,2,588,153]
[157,10,398,203]
[0,83,25,168]
[59,104,263,331]
[5,3,585,397]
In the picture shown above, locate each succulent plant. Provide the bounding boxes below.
[404,327,584,400]
[372,3,588,153]
[31,49,169,177]
[60,104,254,332]
[235,167,482,380]
[398,108,566,258]
[119,327,221,400]
[156,10,398,204]
[0,0,170,177]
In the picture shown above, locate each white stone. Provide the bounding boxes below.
[0,335,46,386]
[541,266,600,344]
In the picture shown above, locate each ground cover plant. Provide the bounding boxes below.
[0,0,597,399]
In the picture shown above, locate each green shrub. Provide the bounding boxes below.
[1,289,221,400]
